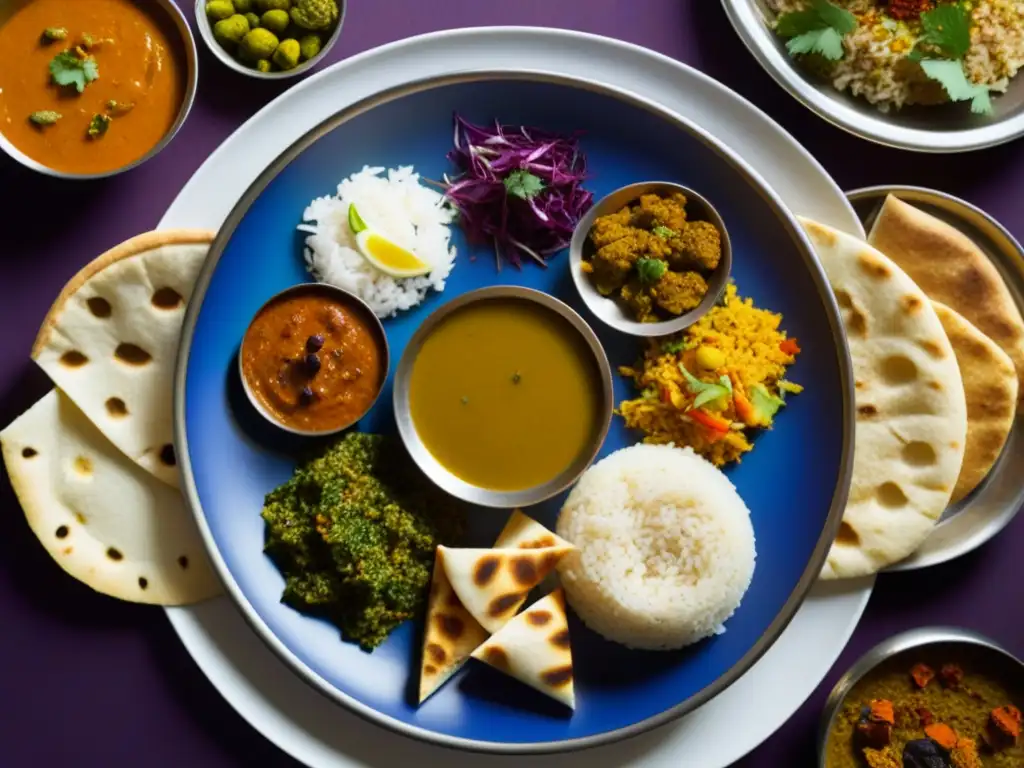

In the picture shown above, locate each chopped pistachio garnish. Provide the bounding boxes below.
[105,100,135,116]
[42,27,68,42]
[87,113,112,138]
[29,110,62,126]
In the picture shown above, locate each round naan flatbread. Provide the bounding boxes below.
[799,218,968,579]
[0,390,220,605]
[868,195,1024,402]
[932,301,1018,504]
[31,230,214,488]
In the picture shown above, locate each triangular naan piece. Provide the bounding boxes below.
[0,390,220,605]
[932,301,1018,503]
[31,230,214,488]
[440,543,573,635]
[419,511,570,703]
[472,588,575,709]
[419,552,489,703]
[800,218,967,579]
[495,509,573,550]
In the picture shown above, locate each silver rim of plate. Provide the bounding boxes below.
[719,0,1024,153]
[847,186,1024,572]
[174,68,857,754]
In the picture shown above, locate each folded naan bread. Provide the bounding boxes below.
[0,390,220,605]
[419,511,571,703]
[32,230,214,488]
[800,218,968,579]
[472,588,575,709]
[868,195,1024,401]
[932,301,1017,503]
[439,524,573,635]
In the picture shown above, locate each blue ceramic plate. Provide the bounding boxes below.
[176,73,853,753]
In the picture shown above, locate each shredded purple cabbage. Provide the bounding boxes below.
[444,114,593,269]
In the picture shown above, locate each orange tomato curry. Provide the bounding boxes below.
[0,0,186,174]
[241,289,387,434]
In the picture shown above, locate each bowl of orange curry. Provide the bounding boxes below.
[239,283,390,437]
[0,0,197,179]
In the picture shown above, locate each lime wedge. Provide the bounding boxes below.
[348,203,368,235]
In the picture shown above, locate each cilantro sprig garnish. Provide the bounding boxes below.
[503,170,544,201]
[49,50,98,93]
[776,0,856,62]
[909,4,992,116]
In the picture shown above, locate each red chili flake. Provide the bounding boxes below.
[886,0,934,21]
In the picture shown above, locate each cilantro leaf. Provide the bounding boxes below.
[787,27,846,61]
[636,258,668,285]
[776,0,856,61]
[503,170,544,200]
[50,51,99,93]
[661,338,685,355]
[918,59,993,115]
[652,225,677,239]
[914,3,972,61]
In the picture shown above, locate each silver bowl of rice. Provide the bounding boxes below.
[721,0,1024,152]
[556,443,756,650]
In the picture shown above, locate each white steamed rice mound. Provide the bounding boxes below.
[556,444,756,650]
[299,165,456,318]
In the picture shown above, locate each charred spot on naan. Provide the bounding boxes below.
[836,521,860,546]
[60,350,89,368]
[87,297,113,318]
[527,609,552,626]
[550,628,571,649]
[489,592,526,618]
[902,442,938,466]
[474,555,500,586]
[880,355,918,385]
[857,252,891,280]
[114,343,153,366]
[151,287,184,310]
[483,646,511,671]
[425,642,447,664]
[436,614,465,640]
[541,665,574,687]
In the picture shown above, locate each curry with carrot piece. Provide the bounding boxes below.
[825,653,1024,768]
[0,0,186,174]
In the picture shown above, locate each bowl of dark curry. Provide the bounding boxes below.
[239,283,389,437]
[569,181,732,338]
[0,0,197,180]
[819,627,1024,768]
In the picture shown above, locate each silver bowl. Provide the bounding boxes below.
[568,181,732,338]
[817,626,1024,767]
[393,285,614,509]
[721,0,1024,153]
[194,0,346,81]
[237,282,389,437]
[0,0,198,180]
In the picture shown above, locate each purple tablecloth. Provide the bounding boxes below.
[1,1,1022,765]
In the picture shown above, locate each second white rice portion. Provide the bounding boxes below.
[556,444,756,651]
[300,165,456,318]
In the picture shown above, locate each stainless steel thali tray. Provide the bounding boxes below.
[720,1,1024,153]
[849,185,1024,571]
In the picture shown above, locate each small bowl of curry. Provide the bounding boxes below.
[819,627,1024,768]
[393,286,614,509]
[0,0,197,180]
[239,283,389,437]
[569,181,732,338]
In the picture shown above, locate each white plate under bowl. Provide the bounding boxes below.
[160,27,874,768]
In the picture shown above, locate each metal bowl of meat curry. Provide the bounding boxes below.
[392,285,614,510]
[0,0,198,180]
[818,627,1024,768]
[569,180,733,338]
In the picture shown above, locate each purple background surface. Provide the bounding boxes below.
[1,1,1022,766]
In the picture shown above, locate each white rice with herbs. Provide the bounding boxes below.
[555,444,756,651]
[299,165,456,318]
[768,0,1024,111]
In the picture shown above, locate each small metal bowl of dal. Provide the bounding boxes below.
[194,0,346,82]
[569,181,732,338]
[817,626,1024,768]
[393,286,614,509]
[0,0,197,180]
[237,282,389,438]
